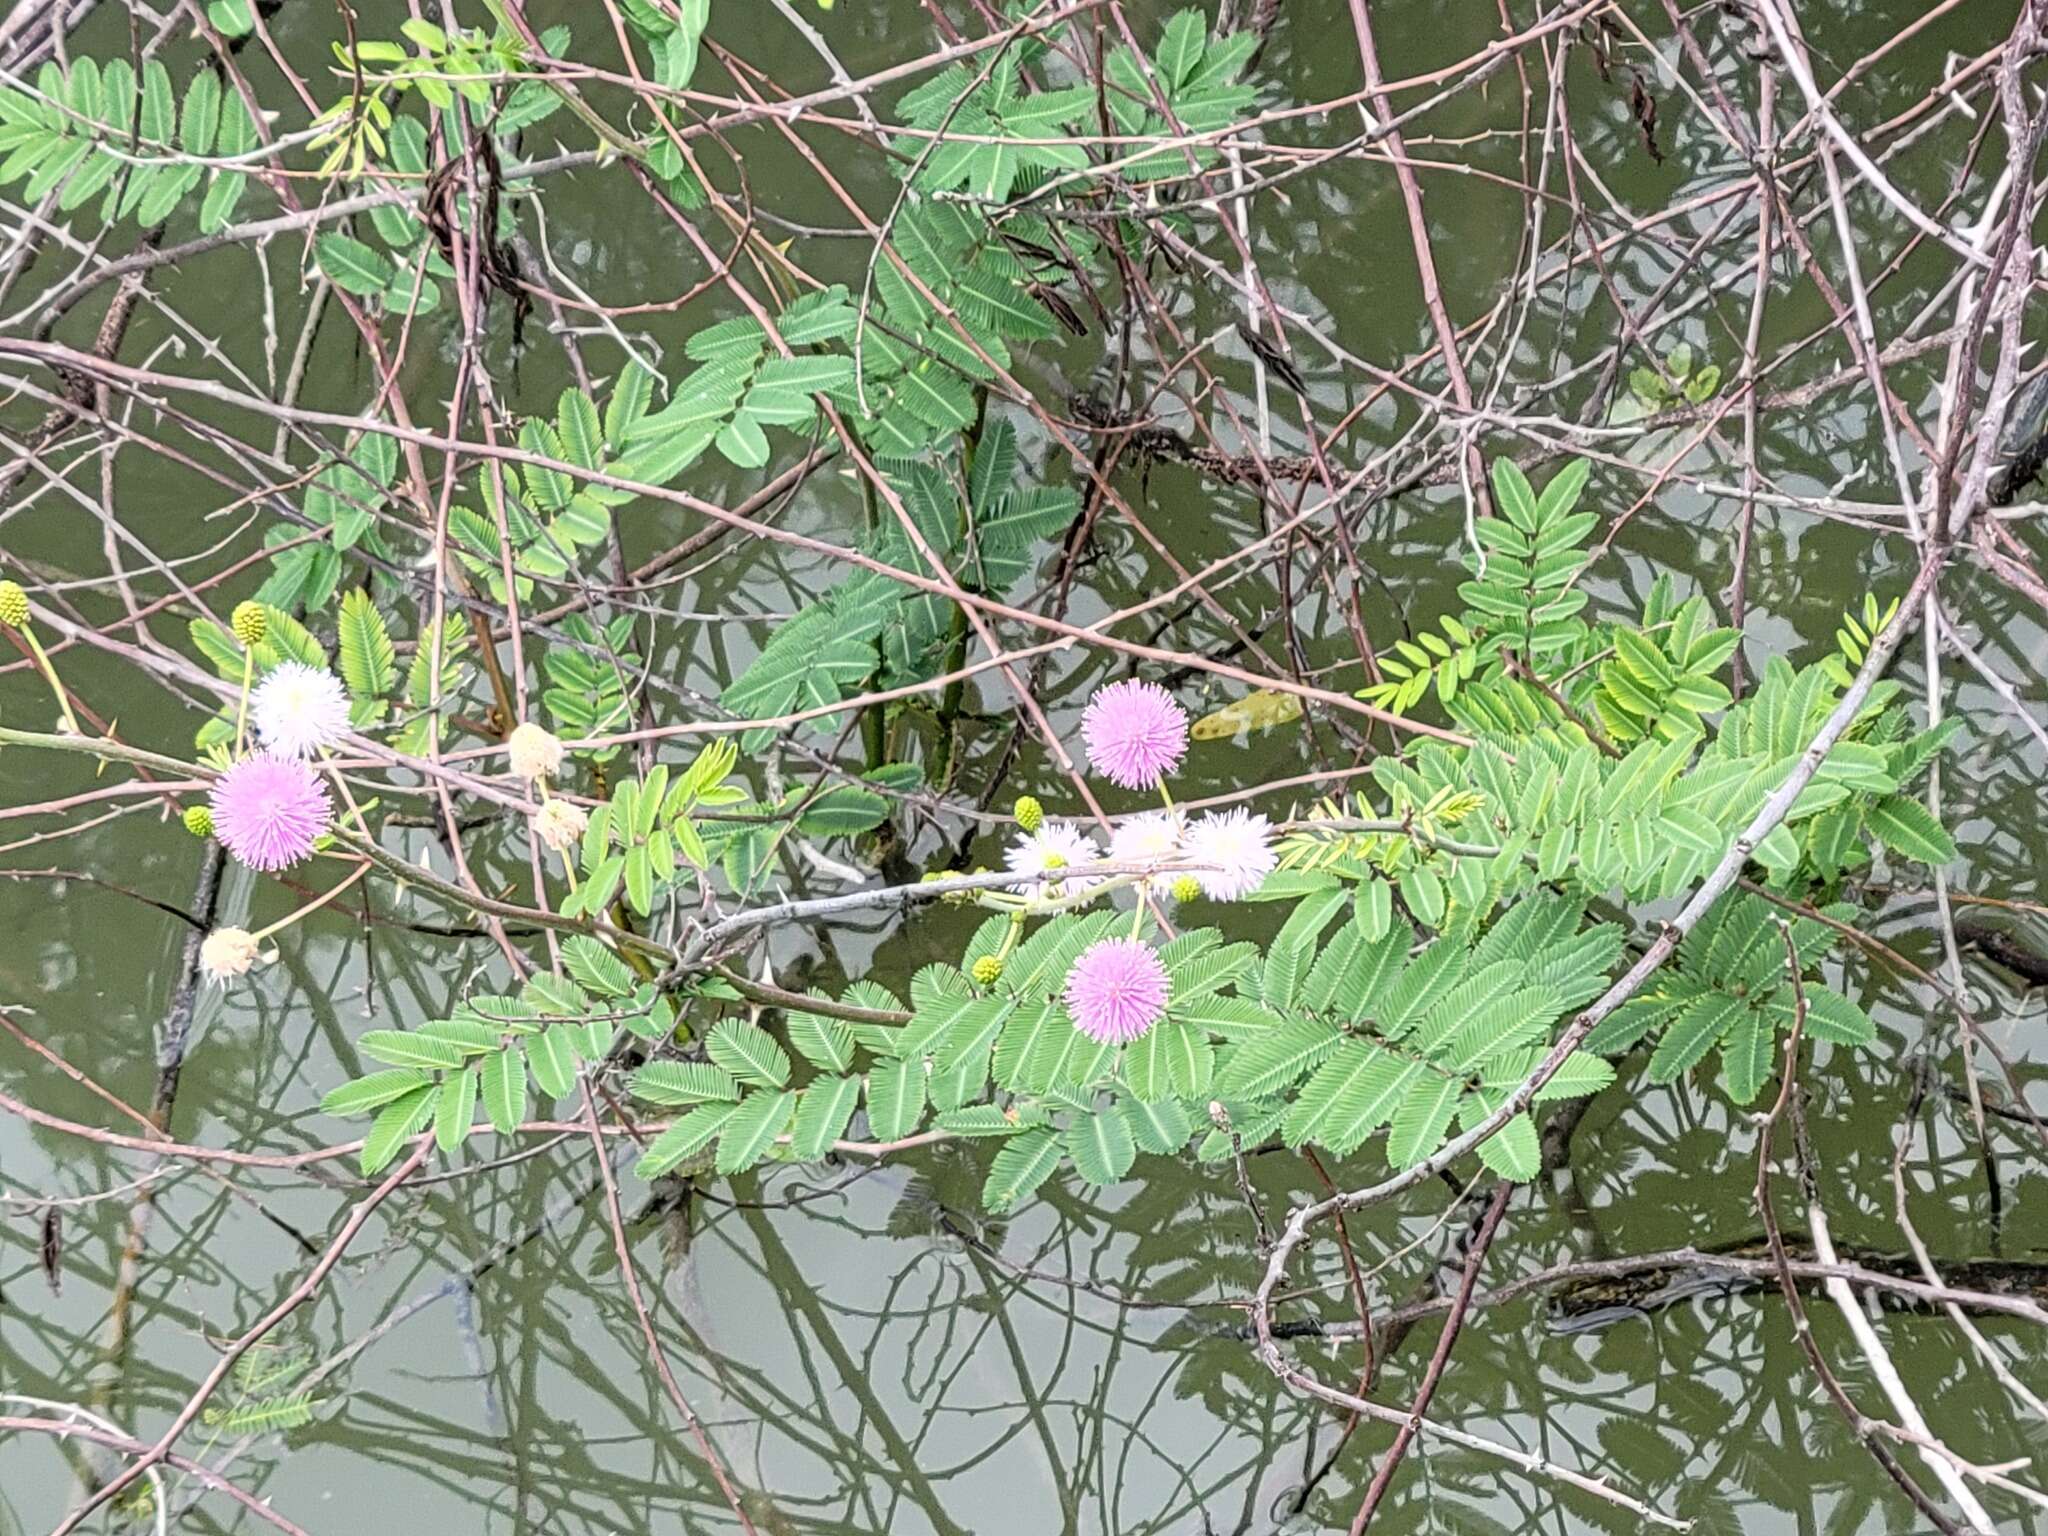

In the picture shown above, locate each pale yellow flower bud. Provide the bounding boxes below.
[506,721,565,782]
[199,927,263,985]
[533,797,589,853]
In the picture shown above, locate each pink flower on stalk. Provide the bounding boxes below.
[1080,680,1188,790]
[210,754,332,872]
[1184,808,1276,901]
[1064,938,1169,1045]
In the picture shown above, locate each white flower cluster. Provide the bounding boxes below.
[1004,807,1275,902]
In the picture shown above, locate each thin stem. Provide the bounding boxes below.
[22,624,82,735]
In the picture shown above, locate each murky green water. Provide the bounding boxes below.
[4,1,2046,1532]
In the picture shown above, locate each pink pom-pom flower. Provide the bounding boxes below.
[210,753,332,872]
[1080,680,1188,791]
[1064,937,1169,1045]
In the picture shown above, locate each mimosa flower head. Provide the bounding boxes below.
[210,754,332,872]
[230,601,267,648]
[533,798,588,853]
[252,661,351,758]
[1004,821,1101,898]
[1184,809,1276,901]
[1109,810,1185,893]
[507,722,565,782]
[1081,680,1187,790]
[199,927,264,985]
[1064,938,1169,1045]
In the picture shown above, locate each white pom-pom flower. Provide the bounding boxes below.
[1183,809,1277,901]
[533,798,589,853]
[507,722,565,782]
[199,927,265,985]
[1004,821,1102,898]
[1109,810,1185,894]
[251,661,351,758]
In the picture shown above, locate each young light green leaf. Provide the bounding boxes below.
[787,1076,860,1160]
[357,1030,468,1071]
[337,589,396,700]
[714,1089,796,1174]
[479,1046,527,1135]
[631,1060,740,1106]
[433,1065,478,1154]
[315,233,396,296]
[787,1008,856,1072]
[322,1068,430,1118]
[561,935,636,999]
[360,1084,438,1174]
[707,1021,791,1088]
[1065,1106,1137,1186]
[864,1057,926,1142]
[1865,795,1956,866]
[635,1102,736,1178]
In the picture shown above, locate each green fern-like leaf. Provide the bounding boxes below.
[213,1392,319,1435]
[632,1060,740,1106]
[336,589,396,701]
[1065,1105,1137,1186]
[982,1126,1063,1211]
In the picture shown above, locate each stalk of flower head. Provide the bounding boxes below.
[0,582,83,735]
[318,747,375,841]
[201,861,371,985]
[255,859,370,938]
[229,601,266,755]
[984,869,1145,916]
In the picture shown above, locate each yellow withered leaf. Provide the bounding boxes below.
[1190,688,1304,742]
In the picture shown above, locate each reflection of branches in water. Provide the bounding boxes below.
[3,1090,2042,1535]
[4,930,2040,1536]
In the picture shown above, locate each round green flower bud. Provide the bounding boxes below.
[970,954,1004,987]
[1171,875,1203,904]
[0,581,28,631]
[182,805,215,839]
[230,601,267,648]
[1013,795,1044,833]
